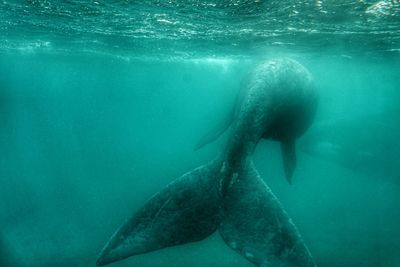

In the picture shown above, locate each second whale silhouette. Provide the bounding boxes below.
[97,58,319,267]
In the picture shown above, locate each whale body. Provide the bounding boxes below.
[299,117,400,182]
[97,58,318,267]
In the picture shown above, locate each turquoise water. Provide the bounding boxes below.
[1,1,400,267]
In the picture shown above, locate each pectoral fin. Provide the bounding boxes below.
[219,161,315,267]
[96,161,223,266]
[281,139,297,184]
[194,84,249,151]
[194,110,234,151]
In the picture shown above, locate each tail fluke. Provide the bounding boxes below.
[96,161,224,266]
[219,161,316,267]
[97,160,315,267]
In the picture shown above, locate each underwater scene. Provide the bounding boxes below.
[1,1,400,267]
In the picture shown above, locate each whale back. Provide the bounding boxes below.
[252,59,318,141]
[195,59,317,148]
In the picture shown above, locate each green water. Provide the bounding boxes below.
[1,1,400,267]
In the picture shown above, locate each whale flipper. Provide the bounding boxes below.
[219,161,315,267]
[281,139,297,184]
[194,109,234,151]
[96,161,223,266]
[194,84,248,151]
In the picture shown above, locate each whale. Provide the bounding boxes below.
[96,58,318,267]
[299,117,400,182]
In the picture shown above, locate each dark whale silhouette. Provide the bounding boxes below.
[97,58,318,267]
[299,117,400,182]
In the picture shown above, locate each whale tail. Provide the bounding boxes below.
[219,161,315,267]
[96,160,315,267]
[96,160,224,266]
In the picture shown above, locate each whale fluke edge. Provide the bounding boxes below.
[97,160,315,267]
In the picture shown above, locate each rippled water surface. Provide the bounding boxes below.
[1,0,400,57]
